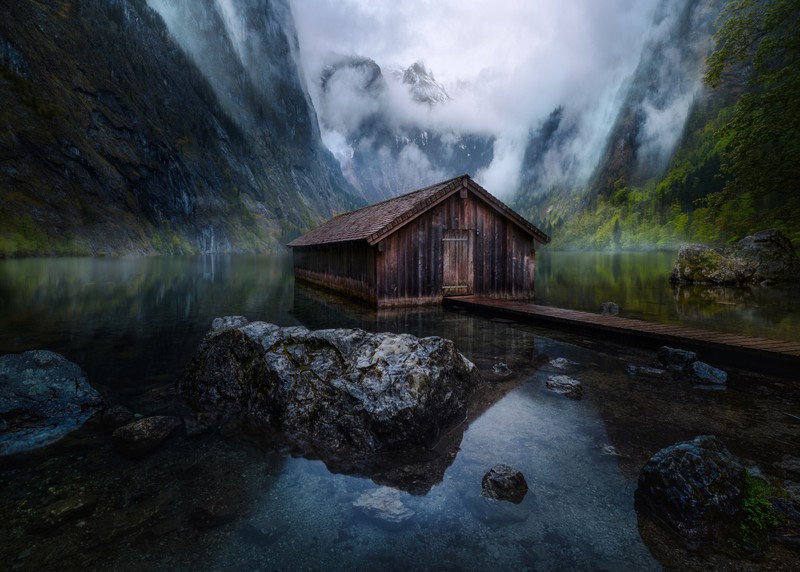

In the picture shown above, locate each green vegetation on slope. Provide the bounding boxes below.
[519,0,800,250]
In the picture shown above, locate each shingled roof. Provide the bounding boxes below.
[287,174,550,247]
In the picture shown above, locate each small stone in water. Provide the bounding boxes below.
[353,487,415,529]
[545,375,583,399]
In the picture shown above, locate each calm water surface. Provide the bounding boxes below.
[1,253,798,571]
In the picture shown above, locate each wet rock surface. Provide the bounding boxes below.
[481,464,528,503]
[545,375,583,399]
[0,350,103,456]
[635,435,746,543]
[179,318,481,455]
[112,416,181,458]
[655,346,727,386]
[670,230,800,285]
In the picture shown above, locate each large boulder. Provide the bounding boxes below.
[178,318,481,455]
[635,435,746,542]
[0,350,103,456]
[736,229,800,282]
[670,230,800,285]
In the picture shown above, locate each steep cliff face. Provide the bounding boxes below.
[0,0,358,256]
[586,0,724,198]
[512,0,727,243]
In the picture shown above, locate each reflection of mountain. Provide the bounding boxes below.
[0,255,298,401]
[314,56,494,202]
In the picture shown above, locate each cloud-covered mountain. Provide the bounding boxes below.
[313,56,494,202]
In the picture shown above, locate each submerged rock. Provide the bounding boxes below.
[686,361,727,385]
[492,362,512,376]
[656,346,727,386]
[626,364,668,378]
[481,464,528,503]
[27,491,99,533]
[0,350,103,456]
[112,416,181,458]
[353,487,415,529]
[545,375,583,399]
[601,301,620,316]
[670,230,800,285]
[102,405,134,432]
[635,435,746,542]
[657,346,697,372]
[179,318,481,455]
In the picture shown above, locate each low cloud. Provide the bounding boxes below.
[291,0,661,196]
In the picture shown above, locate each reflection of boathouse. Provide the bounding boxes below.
[288,175,550,307]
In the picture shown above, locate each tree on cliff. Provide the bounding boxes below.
[704,0,800,233]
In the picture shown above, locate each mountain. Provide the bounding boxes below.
[0,0,359,256]
[512,0,733,249]
[313,56,494,203]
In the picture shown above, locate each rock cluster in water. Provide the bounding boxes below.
[670,229,800,285]
[657,346,727,386]
[0,350,104,456]
[178,317,481,455]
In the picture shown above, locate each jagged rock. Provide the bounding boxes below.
[179,319,481,455]
[545,375,583,399]
[601,302,620,316]
[635,435,746,542]
[657,346,697,372]
[111,416,181,458]
[0,350,103,456]
[481,464,528,503]
[102,405,134,432]
[670,230,800,285]
[686,361,727,385]
[353,487,415,529]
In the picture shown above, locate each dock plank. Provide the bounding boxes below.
[444,296,800,373]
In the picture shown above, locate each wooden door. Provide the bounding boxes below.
[442,229,473,296]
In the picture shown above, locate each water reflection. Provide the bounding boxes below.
[536,250,800,341]
[1,254,798,570]
[0,255,299,403]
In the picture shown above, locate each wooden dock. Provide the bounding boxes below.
[444,296,800,374]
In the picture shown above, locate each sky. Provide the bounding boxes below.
[290,0,662,193]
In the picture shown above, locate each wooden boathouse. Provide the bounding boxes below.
[288,175,550,307]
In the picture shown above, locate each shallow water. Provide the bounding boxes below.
[1,254,799,571]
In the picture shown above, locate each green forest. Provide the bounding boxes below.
[522,0,800,250]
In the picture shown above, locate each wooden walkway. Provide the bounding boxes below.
[444,295,800,374]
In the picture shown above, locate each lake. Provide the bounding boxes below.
[1,252,798,570]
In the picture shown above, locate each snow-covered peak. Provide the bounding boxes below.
[392,61,451,105]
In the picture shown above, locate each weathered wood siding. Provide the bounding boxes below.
[292,241,377,304]
[375,190,536,306]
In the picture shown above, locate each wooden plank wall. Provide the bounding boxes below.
[292,241,377,303]
[376,191,536,305]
